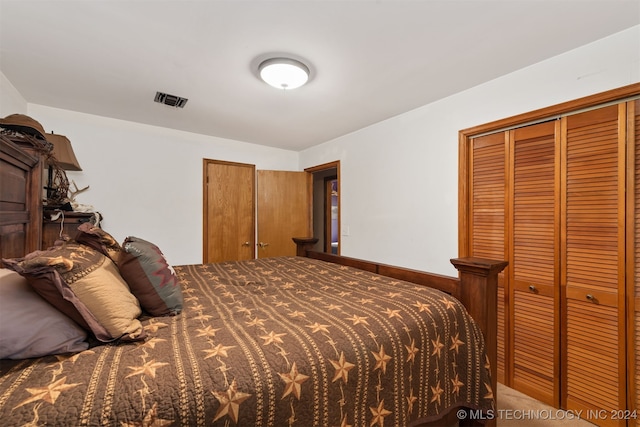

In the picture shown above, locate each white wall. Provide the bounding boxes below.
[0,72,27,115]
[25,105,299,266]
[3,26,638,274]
[300,25,640,276]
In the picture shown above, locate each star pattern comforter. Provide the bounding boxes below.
[0,256,494,426]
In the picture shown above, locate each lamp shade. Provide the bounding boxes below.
[259,58,309,90]
[46,132,82,171]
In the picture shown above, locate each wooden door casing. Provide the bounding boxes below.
[629,98,640,426]
[306,161,341,256]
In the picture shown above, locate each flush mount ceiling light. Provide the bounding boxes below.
[258,58,310,90]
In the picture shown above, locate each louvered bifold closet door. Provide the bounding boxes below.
[562,104,626,427]
[632,98,640,427]
[470,131,508,382]
[510,121,559,406]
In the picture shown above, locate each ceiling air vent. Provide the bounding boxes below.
[154,91,188,108]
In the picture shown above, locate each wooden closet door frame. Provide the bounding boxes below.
[626,99,639,419]
[459,83,640,257]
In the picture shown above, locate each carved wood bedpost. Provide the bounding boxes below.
[451,256,508,416]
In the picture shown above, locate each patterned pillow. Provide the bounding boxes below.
[0,268,89,359]
[3,243,145,342]
[118,236,183,316]
[75,222,122,262]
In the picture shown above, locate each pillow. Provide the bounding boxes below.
[118,236,183,316]
[75,222,122,262]
[3,243,145,342]
[0,268,88,359]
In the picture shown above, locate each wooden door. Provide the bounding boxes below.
[561,104,627,426]
[509,121,560,406]
[257,170,311,258]
[203,160,255,263]
[468,131,509,383]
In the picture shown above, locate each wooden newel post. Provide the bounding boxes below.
[450,257,508,414]
[292,237,319,257]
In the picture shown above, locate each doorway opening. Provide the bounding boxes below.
[326,177,338,254]
[305,161,340,255]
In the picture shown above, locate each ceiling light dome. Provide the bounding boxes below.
[259,58,310,90]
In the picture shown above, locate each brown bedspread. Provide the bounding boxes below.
[0,256,493,426]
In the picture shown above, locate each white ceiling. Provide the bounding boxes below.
[1,1,638,151]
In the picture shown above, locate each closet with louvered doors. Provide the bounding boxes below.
[461,85,640,427]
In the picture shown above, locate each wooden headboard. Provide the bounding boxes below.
[0,132,47,264]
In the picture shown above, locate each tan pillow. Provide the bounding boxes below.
[3,243,145,342]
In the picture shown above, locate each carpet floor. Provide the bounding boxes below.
[497,383,595,426]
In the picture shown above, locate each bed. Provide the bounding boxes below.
[0,132,506,426]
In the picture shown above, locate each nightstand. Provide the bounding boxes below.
[42,210,99,249]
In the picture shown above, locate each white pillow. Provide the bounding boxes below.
[0,268,88,359]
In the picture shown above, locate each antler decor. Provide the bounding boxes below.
[68,180,90,202]
[67,180,94,212]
